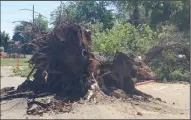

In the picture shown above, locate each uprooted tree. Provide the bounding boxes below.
[1,22,161,115]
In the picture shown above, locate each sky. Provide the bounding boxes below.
[1,1,116,38]
[1,1,61,38]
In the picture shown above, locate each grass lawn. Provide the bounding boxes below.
[1,55,32,66]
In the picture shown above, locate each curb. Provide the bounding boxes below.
[135,80,156,86]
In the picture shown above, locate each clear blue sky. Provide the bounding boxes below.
[1,1,61,38]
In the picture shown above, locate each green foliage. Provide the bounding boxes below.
[0,31,10,51]
[149,45,189,82]
[12,15,49,53]
[91,22,189,82]
[13,15,49,42]
[155,66,190,82]
[92,23,172,56]
[50,1,114,30]
[13,23,32,41]
[170,0,190,31]
[170,69,188,81]
[34,14,49,32]
[10,66,32,78]
[112,0,189,31]
[1,55,31,66]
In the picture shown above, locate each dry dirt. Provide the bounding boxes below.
[0,66,190,119]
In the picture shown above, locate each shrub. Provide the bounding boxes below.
[91,23,189,82]
[91,23,173,56]
[10,66,33,78]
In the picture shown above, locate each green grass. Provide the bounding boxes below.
[1,55,32,66]
[9,66,33,78]
[1,55,33,78]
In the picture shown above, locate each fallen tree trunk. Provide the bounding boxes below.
[0,22,155,115]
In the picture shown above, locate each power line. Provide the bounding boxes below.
[19,9,49,20]
[1,3,60,7]
[1,3,58,6]
[1,5,40,7]
[1,5,57,7]
[1,13,31,15]
[1,5,31,6]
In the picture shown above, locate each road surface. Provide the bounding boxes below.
[1,66,190,119]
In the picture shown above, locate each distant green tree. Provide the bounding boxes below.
[0,31,10,51]
[13,14,49,43]
[12,14,49,53]
[50,1,114,30]
[34,14,49,33]
[112,0,190,31]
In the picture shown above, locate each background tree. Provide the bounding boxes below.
[34,14,49,33]
[13,14,49,43]
[111,0,189,31]
[12,14,49,53]
[0,31,10,51]
[50,1,115,30]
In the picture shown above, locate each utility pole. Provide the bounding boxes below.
[33,5,34,24]
[32,5,35,55]
[32,5,35,41]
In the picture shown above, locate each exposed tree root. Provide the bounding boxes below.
[0,87,15,94]
[0,22,157,116]
[0,91,54,101]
